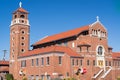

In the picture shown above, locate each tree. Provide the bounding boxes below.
[5,74,14,80]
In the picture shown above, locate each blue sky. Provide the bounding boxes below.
[0,0,120,60]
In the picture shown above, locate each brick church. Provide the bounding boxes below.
[9,2,120,80]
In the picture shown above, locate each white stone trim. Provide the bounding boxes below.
[92,69,103,78]
[11,18,30,26]
[101,66,112,78]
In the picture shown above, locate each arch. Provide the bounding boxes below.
[14,15,17,18]
[96,45,105,56]
[20,15,25,18]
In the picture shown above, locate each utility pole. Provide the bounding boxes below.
[2,50,7,61]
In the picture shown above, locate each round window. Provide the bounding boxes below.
[21,31,25,34]
[21,43,24,46]
[21,49,24,52]
[21,37,25,40]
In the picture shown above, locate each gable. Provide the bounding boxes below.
[90,21,107,32]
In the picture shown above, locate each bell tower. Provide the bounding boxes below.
[9,2,30,79]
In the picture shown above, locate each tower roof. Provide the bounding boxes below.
[13,7,28,14]
[13,2,28,13]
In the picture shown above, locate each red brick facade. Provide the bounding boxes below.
[9,5,120,80]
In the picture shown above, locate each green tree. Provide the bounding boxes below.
[5,74,14,80]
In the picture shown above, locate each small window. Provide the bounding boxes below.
[87,60,90,66]
[41,57,44,65]
[106,61,108,66]
[47,75,51,80]
[21,49,24,52]
[72,59,74,66]
[41,75,44,80]
[93,60,95,66]
[76,59,78,65]
[46,57,50,65]
[12,49,14,53]
[80,60,82,66]
[31,59,34,66]
[36,75,39,80]
[66,72,69,77]
[36,58,39,66]
[109,61,111,66]
[80,47,82,52]
[20,15,25,18]
[21,31,25,34]
[59,56,62,64]
[31,75,34,80]
[87,47,89,52]
[21,37,25,40]
[14,15,17,18]
[21,43,24,46]
[21,60,26,67]
[22,20,24,23]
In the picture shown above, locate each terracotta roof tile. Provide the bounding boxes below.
[0,67,9,72]
[32,26,89,46]
[112,52,120,59]
[19,46,81,58]
[0,61,9,65]
[14,8,28,13]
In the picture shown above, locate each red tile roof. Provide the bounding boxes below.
[0,67,9,72]
[13,8,28,13]
[32,26,89,46]
[0,61,9,65]
[112,52,120,59]
[19,46,81,58]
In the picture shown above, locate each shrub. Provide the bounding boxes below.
[117,76,120,80]
[23,77,27,80]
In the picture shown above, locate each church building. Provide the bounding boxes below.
[9,2,120,80]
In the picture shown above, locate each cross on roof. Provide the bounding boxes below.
[96,16,99,22]
[19,2,22,8]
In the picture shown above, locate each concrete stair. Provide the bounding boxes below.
[92,66,112,80]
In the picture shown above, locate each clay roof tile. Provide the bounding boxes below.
[112,52,120,59]
[32,25,89,46]
[19,46,81,58]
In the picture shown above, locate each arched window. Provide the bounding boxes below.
[14,15,17,18]
[20,15,25,18]
[98,46,103,55]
